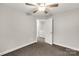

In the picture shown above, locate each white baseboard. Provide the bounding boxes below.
[46,42,52,45]
[45,41,52,45]
[53,42,79,51]
[0,41,37,56]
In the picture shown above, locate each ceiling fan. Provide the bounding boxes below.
[25,3,59,14]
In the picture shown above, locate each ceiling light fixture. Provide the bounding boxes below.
[38,3,46,11]
[38,6,46,11]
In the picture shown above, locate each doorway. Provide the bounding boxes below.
[36,18,53,44]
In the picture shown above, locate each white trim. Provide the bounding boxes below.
[54,42,79,51]
[0,41,37,56]
[45,40,53,45]
[45,42,52,45]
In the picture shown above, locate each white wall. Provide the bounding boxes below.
[54,8,79,51]
[0,5,36,55]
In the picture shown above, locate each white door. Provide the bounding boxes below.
[43,18,53,45]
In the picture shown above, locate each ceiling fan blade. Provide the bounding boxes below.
[44,10,48,14]
[33,10,38,13]
[47,4,58,7]
[25,3,35,6]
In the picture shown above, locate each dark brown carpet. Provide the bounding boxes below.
[3,42,79,56]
